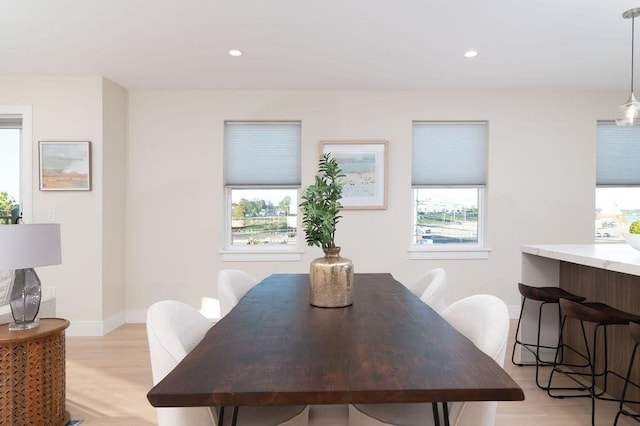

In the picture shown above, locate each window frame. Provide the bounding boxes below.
[220,121,302,261]
[409,121,490,259]
[594,186,640,243]
[595,120,640,244]
[221,186,302,261]
[0,105,32,223]
[409,186,489,259]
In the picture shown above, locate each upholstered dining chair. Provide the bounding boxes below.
[217,269,259,318]
[147,300,309,426]
[408,268,447,314]
[349,294,510,426]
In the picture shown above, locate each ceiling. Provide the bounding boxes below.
[2,0,640,91]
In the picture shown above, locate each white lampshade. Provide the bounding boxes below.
[0,224,61,270]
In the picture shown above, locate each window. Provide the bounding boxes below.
[223,121,301,258]
[595,121,640,242]
[0,107,32,224]
[411,121,488,258]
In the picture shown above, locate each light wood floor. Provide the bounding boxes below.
[65,321,640,425]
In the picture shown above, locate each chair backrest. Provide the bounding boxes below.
[441,294,510,426]
[218,269,259,318]
[147,300,216,426]
[409,268,447,314]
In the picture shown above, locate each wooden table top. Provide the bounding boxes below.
[0,318,70,343]
[147,273,524,407]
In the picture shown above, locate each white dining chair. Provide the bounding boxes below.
[218,269,259,318]
[349,294,510,426]
[147,300,218,425]
[408,268,447,314]
[147,300,309,426]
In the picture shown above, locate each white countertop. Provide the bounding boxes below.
[521,244,640,277]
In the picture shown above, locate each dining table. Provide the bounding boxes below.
[147,273,524,425]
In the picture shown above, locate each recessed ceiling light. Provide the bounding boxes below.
[228,49,242,57]
[464,50,478,58]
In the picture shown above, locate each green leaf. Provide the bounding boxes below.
[299,153,344,248]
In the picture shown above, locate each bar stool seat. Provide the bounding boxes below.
[614,321,640,425]
[566,301,640,325]
[519,284,587,304]
[511,283,586,389]
[548,298,640,426]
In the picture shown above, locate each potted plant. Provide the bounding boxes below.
[300,153,344,249]
[624,220,640,251]
[300,153,353,307]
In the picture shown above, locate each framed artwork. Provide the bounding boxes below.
[321,140,388,210]
[39,141,92,191]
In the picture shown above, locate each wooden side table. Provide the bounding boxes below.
[0,318,70,426]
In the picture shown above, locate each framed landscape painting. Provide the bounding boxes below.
[39,141,92,191]
[321,140,388,209]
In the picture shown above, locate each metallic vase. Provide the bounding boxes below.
[309,247,353,308]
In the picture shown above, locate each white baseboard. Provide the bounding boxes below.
[103,311,127,334]
[66,310,126,336]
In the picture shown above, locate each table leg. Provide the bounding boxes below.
[218,406,225,425]
[431,402,440,426]
[231,406,239,426]
[443,402,450,426]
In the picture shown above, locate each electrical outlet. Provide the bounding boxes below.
[47,209,56,222]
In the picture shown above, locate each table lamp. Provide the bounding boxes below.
[0,224,61,331]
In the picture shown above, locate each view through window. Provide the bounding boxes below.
[0,128,20,224]
[411,121,486,248]
[229,188,298,246]
[224,121,301,250]
[596,121,640,242]
[595,187,640,242]
[413,188,479,245]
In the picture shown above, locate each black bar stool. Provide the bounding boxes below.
[511,282,586,389]
[614,320,640,425]
[548,298,640,426]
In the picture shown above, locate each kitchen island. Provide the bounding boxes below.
[520,243,640,405]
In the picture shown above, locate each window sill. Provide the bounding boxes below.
[220,248,303,262]
[408,247,491,260]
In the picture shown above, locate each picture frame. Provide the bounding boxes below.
[39,141,92,191]
[321,140,388,210]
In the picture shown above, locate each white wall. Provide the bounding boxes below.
[126,89,618,318]
[0,76,127,335]
[101,78,128,330]
[0,80,622,334]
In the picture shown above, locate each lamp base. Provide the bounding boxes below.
[8,318,40,331]
[8,268,42,332]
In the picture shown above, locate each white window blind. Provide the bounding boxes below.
[224,121,301,186]
[412,121,487,186]
[0,115,22,129]
[597,120,640,185]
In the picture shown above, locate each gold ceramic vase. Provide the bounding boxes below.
[309,247,354,308]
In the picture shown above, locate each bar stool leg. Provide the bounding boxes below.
[614,342,640,425]
[549,320,627,425]
[548,317,599,425]
[512,298,562,390]
[547,316,590,397]
[590,324,598,426]
[511,297,527,366]
[549,299,640,424]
